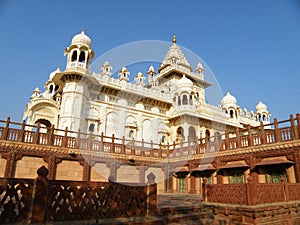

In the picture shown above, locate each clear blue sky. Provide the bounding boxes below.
[0,0,299,122]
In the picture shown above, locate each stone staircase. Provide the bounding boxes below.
[93,194,226,225]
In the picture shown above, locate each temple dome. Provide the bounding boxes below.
[177,75,193,87]
[160,36,192,72]
[256,101,268,112]
[71,30,91,47]
[49,67,61,80]
[221,92,237,106]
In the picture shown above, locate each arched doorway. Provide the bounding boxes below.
[176,127,184,142]
[188,126,196,141]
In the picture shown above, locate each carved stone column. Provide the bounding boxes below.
[43,156,62,180]
[137,166,147,184]
[2,151,22,178]
[80,159,95,182]
[107,160,121,182]
[162,166,173,193]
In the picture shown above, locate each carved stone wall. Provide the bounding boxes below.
[56,160,83,181]
[15,156,47,179]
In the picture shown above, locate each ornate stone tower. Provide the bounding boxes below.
[54,30,95,132]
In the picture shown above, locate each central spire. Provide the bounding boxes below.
[173,34,177,44]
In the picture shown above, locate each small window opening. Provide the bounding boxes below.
[71,51,77,62]
[129,129,134,138]
[89,123,95,132]
[79,51,86,63]
[182,95,188,105]
[263,114,266,121]
[49,85,53,94]
[178,96,181,106]
[230,110,234,118]
[161,135,166,143]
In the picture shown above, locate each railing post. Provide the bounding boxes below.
[247,124,253,146]
[214,132,219,151]
[131,138,135,155]
[290,114,298,140]
[225,130,229,150]
[99,132,104,152]
[296,113,300,140]
[47,124,55,146]
[202,177,208,203]
[246,175,256,205]
[260,121,266,144]
[146,173,157,216]
[158,143,162,158]
[111,134,115,153]
[30,166,49,223]
[150,140,154,157]
[76,128,81,148]
[281,177,288,202]
[235,127,241,148]
[274,118,281,142]
[1,117,10,140]
[195,138,200,154]
[62,127,68,147]
[121,136,125,154]
[141,139,145,156]
[180,140,183,156]
[17,120,26,142]
[33,122,41,144]
[88,130,93,151]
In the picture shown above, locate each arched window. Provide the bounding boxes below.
[262,114,266,121]
[182,95,188,105]
[215,132,222,142]
[205,129,210,139]
[176,127,185,141]
[161,135,166,143]
[79,51,86,63]
[189,95,193,105]
[258,114,262,122]
[229,109,234,118]
[89,123,95,132]
[55,85,59,92]
[178,96,181,106]
[49,85,53,94]
[188,126,196,140]
[129,129,134,138]
[71,51,77,62]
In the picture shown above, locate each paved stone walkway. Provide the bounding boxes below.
[157,194,203,208]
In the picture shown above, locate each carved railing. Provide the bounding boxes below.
[203,180,300,205]
[0,167,157,224]
[0,178,34,224]
[47,181,149,221]
[255,183,285,204]
[205,183,247,205]
[0,114,299,159]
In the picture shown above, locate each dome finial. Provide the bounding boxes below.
[173,34,176,44]
[81,27,85,34]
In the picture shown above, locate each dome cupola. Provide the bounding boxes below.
[221,92,237,106]
[71,29,91,48]
[177,75,193,86]
[256,101,268,112]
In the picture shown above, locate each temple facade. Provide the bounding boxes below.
[23,30,270,144]
[14,30,300,195]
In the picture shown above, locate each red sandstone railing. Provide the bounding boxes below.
[0,166,157,224]
[0,114,299,158]
[202,178,300,205]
